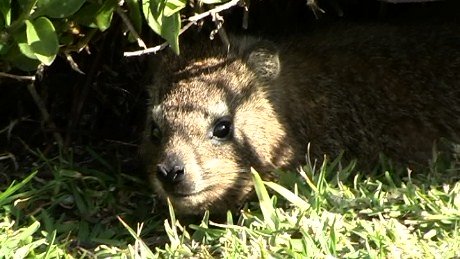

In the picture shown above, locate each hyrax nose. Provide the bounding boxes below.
[156,158,185,185]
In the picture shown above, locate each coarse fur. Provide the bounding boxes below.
[141,23,460,215]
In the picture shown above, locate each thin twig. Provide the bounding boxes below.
[65,52,85,74]
[209,10,224,40]
[187,0,241,22]
[242,0,249,29]
[0,119,19,142]
[124,0,243,57]
[306,0,325,19]
[65,35,106,147]
[27,83,64,148]
[116,6,147,49]
[123,21,194,57]
[0,72,35,81]
[0,152,18,170]
[210,11,230,52]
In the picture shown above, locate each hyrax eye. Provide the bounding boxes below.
[212,117,233,140]
[150,121,162,143]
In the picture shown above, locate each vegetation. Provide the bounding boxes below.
[1,148,459,258]
[0,0,235,73]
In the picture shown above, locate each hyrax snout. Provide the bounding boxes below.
[141,24,460,215]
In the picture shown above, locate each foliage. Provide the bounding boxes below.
[0,0,230,72]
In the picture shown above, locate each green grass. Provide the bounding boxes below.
[1,148,459,258]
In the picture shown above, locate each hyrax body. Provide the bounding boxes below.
[142,24,460,215]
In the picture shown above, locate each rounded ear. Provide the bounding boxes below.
[243,40,280,81]
[147,52,180,105]
[145,57,162,105]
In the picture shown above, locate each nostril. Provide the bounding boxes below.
[156,163,185,184]
[157,164,169,180]
[172,165,185,182]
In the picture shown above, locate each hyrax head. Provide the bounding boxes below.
[142,38,295,215]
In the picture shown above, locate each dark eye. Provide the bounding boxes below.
[212,117,233,140]
[150,121,162,143]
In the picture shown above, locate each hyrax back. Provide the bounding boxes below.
[142,24,460,215]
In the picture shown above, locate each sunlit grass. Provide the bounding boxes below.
[1,148,459,258]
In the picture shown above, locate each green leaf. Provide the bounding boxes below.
[127,0,142,32]
[14,28,37,59]
[95,0,118,31]
[142,0,181,54]
[0,0,11,26]
[25,17,59,65]
[164,0,186,17]
[142,0,162,36]
[126,0,142,42]
[36,0,86,18]
[72,2,99,28]
[73,0,117,31]
[8,49,41,71]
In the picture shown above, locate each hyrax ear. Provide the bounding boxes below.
[243,41,280,81]
[146,55,174,106]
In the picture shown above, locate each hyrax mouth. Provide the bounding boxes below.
[166,188,208,198]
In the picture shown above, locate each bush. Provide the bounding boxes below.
[0,0,233,72]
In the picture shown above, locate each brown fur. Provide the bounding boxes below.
[141,23,460,215]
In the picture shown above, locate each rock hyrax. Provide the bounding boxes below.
[141,24,460,215]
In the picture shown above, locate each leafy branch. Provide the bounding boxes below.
[0,0,243,74]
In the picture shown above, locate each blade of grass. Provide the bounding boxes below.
[0,171,37,207]
[264,181,310,210]
[117,216,155,258]
[251,168,276,230]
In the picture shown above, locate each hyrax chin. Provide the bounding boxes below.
[142,24,460,216]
